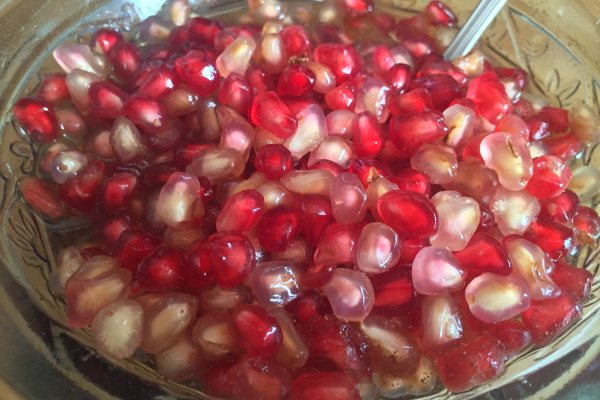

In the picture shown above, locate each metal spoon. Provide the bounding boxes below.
[443,0,508,60]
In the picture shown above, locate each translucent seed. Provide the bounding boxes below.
[250,261,302,307]
[216,36,257,78]
[421,294,463,349]
[156,172,204,229]
[356,222,401,275]
[490,187,540,235]
[410,144,458,184]
[429,191,480,251]
[465,273,530,323]
[412,246,465,295]
[324,268,375,322]
[480,132,533,191]
[284,104,328,159]
[330,172,367,224]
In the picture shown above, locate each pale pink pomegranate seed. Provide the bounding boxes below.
[429,190,480,251]
[480,131,533,191]
[324,268,375,322]
[216,36,257,78]
[465,273,530,323]
[154,331,204,382]
[421,294,463,350]
[329,172,367,224]
[269,306,309,369]
[53,43,108,77]
[314,222,361,265]
[49,246,84,295]
[412,246,465,295]
[91,299,143,359]
[192,310,241,361]
[410,143,458,184]
[490,187,541,235]
[284,104,328,159]
[156,172,203,229]
[356,222,401,275]
[250,261,302,307]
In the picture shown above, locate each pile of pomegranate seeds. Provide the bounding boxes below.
[14,0,600,397]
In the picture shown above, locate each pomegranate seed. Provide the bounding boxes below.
[490,319,532,356]
[453,232,511,276]
[411,74,461,111]
[352,112,384,158]
[293,195,334,247]
[480,131,533,191]
[112,229,159,272]
[155,331,204,382]
[138,65,179,99]
[250,261,302,307]
[435,336,506,392]
[377,191,439,239]
[538,106,569,133]
[540,189,579,223]
[422,294,463,350]
[290,372,359,400]
[573,205,600,243]
[99,172,137,214]
[356,222,401,275]
[521,291,582,345]
[490,187,540,236]
[20,177,66,220]
[193,232,256,288]
[90,28,123,54]
[254,144,293,180]
[551,260,593,300]
[324,268,374,321]
[314,222,361,265]
[38,73,70,105]
[305,61,336,94]
[250,91,298,139]
[389,88,433,116]
[277,65,316,97]
[232,304,282,356]
[304,315,369,373]
[429,190,480,251]
[188,16,223,44]
[314,43,362,83]
[107,42,141,79]
[425,1,457,26]
[59,160,106,214]
[465,273,530,323]
[526,155,572,199]
[175,50,220,96]
[91,299,143,359]
[388,111,448,156]
[325,82,355,110]
[136,247,183,292]
[386,63,411,93]
[225,356,291,400]
[256,206,302,252]
[88,81,128,118]
[192,310,240,361]
[13,97,59,143]
[412,246,465,295]
[280,25,311,57]
[218,73,253,116]
[330,172,367,224]
[419,60,468,86]
[217,189,265,234]
[410,143,458,185]
[141,292,198,354]
[466,72,512,123]
[524,217,575,260]
[122,94,168,133]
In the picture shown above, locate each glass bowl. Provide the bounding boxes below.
[0,0,599,398]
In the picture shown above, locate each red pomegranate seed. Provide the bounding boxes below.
[138,65,179,99]
[112,229,159,272]
[419,60,468,86]
[348,158,392,187]
[174,142,215,170]
[371,268,416,312]
[38,73,70,105]
[20,177,66,219]
[340,0,374,15]
[490,319,532,356]
[314,223,361,265]
[245,64,276,94]
[174,50,220,96]
[293,195,334,247]
[521,291,582,345]
[107,42,141,80]
[435,336,506,392]
[280,25,311,57]
[136,246,183,291]
[123,94,168,133]
[352,112,384,158]
[13,97,59,143]
[218,73,253,116]
[254,144,293,180]
[89,81,128,118]
[217,189,265,234]
[528,116,551,141]
[290,372,359,400]
[277,64,316,97]
[193,232,256,288]
[551,260,593,300]
[453,232,511,277]
[573,205,600,242]
[411,74,461,111]
[225,356,291,400]
[99,172,138,214]
[180,251,213,292]
[386,63,411,93]
[285,290,330,326]
[389,168,431,196]
[59,160,106,214]
[542,132,584,161]
[524,218,575,260]
[540,189,579,223]
[398,238,428,265]
[466,72,513,124]
[256,206,302,252]
[100,213,131,244]
[526,155,572,199]
[377,191,439,239]
[495,67,528,91]
[90,28,123,54]
[389,88,433,116]
[388,111,448,155]
[325,82,355,110]
[425,1,457,26]
[188,17,223,45]
[250,91,298,139]
[232,304,282,356]
[538,106,569,133]
[304,315,370,373]
[314,44,362,83]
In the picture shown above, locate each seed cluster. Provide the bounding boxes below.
[13,0,600,398]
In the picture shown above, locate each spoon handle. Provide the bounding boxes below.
[443,0,508,60]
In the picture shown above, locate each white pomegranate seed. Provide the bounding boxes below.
[465,273,530,323]
[91,299,143,359]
